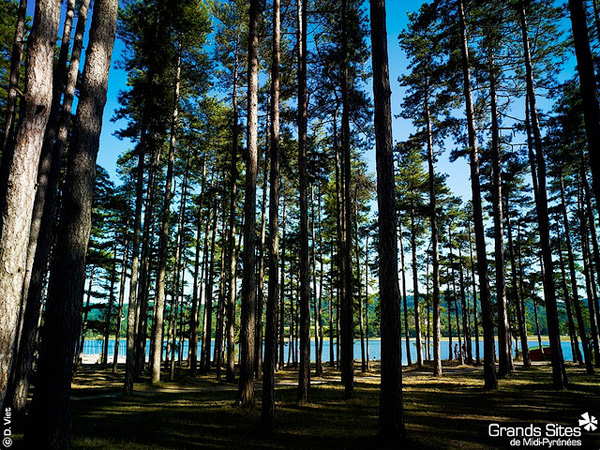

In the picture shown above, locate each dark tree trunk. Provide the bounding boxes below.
[505,197,531,368]
[135,136,161,378]
[468,221,480,365]
[255,128,269,378]
[296,0,311,404]
[579,188,600,367]
[235,0,261,408]
[457,241,472,364]
[424,83,441,375]
[312,185,323,375]
[580,159,600,364]
[103,243,119,366]
[316,185,325,375]
[190,159,206,375]
[489,54,513,377]
[568,0,600,217]
[201,199,220,374]
[369,0,406,441]
[169,165,189,380]
[458,0,497,389]
[410,210,423,368]
[261,0,281,425]
[1,0,27,153]
[151,50,181,384]
[278,202,287,370]
[556,221,583,365]
[340,0,354,400]
[0,0,60,406]
[113,239,129,373]
[364,233,370,370]
[559,173,593,372]
[5,0,89,419]
[225,44,241,384]
[199,195,213,371]
[329,241,335,368]
[520,0,568,389]
[399,221,411,366]
[446,267,453,361]
[448,224,464,365]
[76,269,95,370]
[24,1,117,445]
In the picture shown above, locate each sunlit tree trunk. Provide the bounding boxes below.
[0,0,60,407]
[24,1,118,445]
[5,0,88,420]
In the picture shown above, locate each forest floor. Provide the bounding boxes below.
[12,361,600,449]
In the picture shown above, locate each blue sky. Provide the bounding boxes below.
[42,0,572,202]
[94,0,470,196]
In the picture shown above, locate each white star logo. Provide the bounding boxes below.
[579,412,598,432]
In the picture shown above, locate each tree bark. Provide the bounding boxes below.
[410,210,423,368]
[340,0,354,400]
[568,0,600,218]
[261,0,281,425]
[5,0,88,420]
[468,220,480,365]
[279,202,287,370]
[423,82,442,376]
[150,49,181,383]
[201,197,220,374]
[489,55,513,377]
[169,164,189,380]
[297,0,311,404]
[24,1,118,445]
[235,0,261,408]
[458,0,497,389]
[520,0,568,389]
[556,221,583,365]
[457,238,472,364]
[505,193,531,368]
[369,0,406,441]
[113,239,130,372]
[399,221,411,366]
[559,173,593,372]
[225,43,241,383]
[1,0,27,153]
[0,0,61,407]
[103,243,119,366]
[579,188,600,367]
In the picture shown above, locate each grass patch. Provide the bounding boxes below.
[13,362,600,449]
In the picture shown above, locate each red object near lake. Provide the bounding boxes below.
[529,347,552,361]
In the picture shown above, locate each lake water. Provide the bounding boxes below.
[82,337,578,366]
